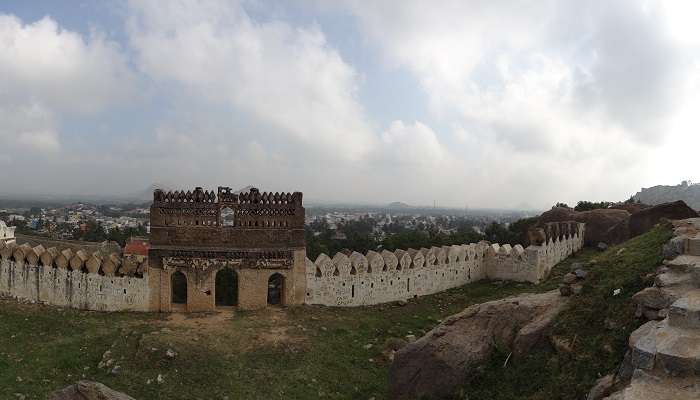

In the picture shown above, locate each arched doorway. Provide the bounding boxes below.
[267,273,285,305]
[215,268,238,307]
[171,271,188,305]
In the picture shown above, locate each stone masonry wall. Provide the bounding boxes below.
[0,221,584,311]
[305,222,584,307]
[0,238,151,311]
[0,259,150,311]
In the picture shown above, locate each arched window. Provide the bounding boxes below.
[267,273,285,305]
[220,207,235,227]
[171,271,187,305]
[215,268,238,307]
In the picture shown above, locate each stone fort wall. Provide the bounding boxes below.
[0,239,154,311]
[1,220,584,311]
[305,222,584,307]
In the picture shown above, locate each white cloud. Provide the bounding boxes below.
[0,15,133,113]
[126,0,377,161]
[380,120,446,166]
[17,130,61,153]
[333,0,700,207]
[0,14,133,159]
[2,2,699,208]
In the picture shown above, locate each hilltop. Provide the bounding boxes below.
[633,181,700,210]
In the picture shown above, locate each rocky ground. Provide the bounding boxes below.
[601,218,700,399]
[389,224,676,399]
[389,290,568,399]
[537,201,698,247]
[3,221,689,399]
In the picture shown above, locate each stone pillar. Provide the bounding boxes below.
[238,269,269,310]
[146,267,162,312]
[186,269,215,312]
[290,248,308,305]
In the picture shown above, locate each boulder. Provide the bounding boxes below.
[628,201,698,238]
[663,236,687,259]
[48,381,135,400]
[574,269,588,280]
[388,291,567,400]
[632,287,674,310]
[559,284,574,297]
[612,202,649,215]
[535,208,631,246]
[587,374,616,400]
[575,209,631,246]
[538,207,577,223]
[527,227,547,246]
[563,273,577,284]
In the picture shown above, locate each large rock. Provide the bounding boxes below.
[632,287,674,310]
[533,207,630,246]
[612,202,649,215]
[629,201,699,238]
[388,290,567,400]
[574,209,631,246]
[48,381,135,400]
[602,369,700,400]
[538,207,577,224]
[588,374,616,400]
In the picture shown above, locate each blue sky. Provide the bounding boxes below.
[1,1,699,208]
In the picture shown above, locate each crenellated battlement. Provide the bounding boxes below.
[149,186,305,251]
[0,216,583,312]
[305,222,585,307]
[0,237,151,312]
[0,238,146,277]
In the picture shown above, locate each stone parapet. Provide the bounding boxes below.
[305,222,585,307]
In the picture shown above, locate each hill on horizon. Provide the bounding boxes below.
[387,201,412,209]
[633,180,700,210]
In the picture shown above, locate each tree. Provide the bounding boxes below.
[574,201,613,212]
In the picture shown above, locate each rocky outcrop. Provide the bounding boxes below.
[538,208,630,246]
[574,209,631,246]
[604,369,700,400]
[536,203,698,248]
[48,381,135,400]
[633,181,700,211]
[538,207,577,223]
[601,218,700,399]
[388,290,568,400]
[629,201,698,238]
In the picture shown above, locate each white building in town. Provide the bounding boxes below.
[0,220,16,244]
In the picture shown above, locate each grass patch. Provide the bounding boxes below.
[0,238,649,400]
[463,224,672,400]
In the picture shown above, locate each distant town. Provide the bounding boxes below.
[0,197,536,257]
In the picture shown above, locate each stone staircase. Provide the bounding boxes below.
[606,221,700,399]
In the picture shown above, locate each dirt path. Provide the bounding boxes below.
[157,307,306,350]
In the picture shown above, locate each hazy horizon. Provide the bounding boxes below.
[2,1,700,209]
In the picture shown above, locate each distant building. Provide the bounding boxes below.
[0,220,16,244]
[124,237,150,256]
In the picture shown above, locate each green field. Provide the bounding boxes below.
[0,226,670,399]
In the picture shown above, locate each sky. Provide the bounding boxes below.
[1,0,699,209]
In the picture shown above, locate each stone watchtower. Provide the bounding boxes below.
[148,186,306,311]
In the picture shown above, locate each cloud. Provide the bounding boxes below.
[2,2,699,208]
[0,14,133,113]
[0,14,133,159]
[380,120,446,166]
[331,0,700,206]
[126,0,377,161]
